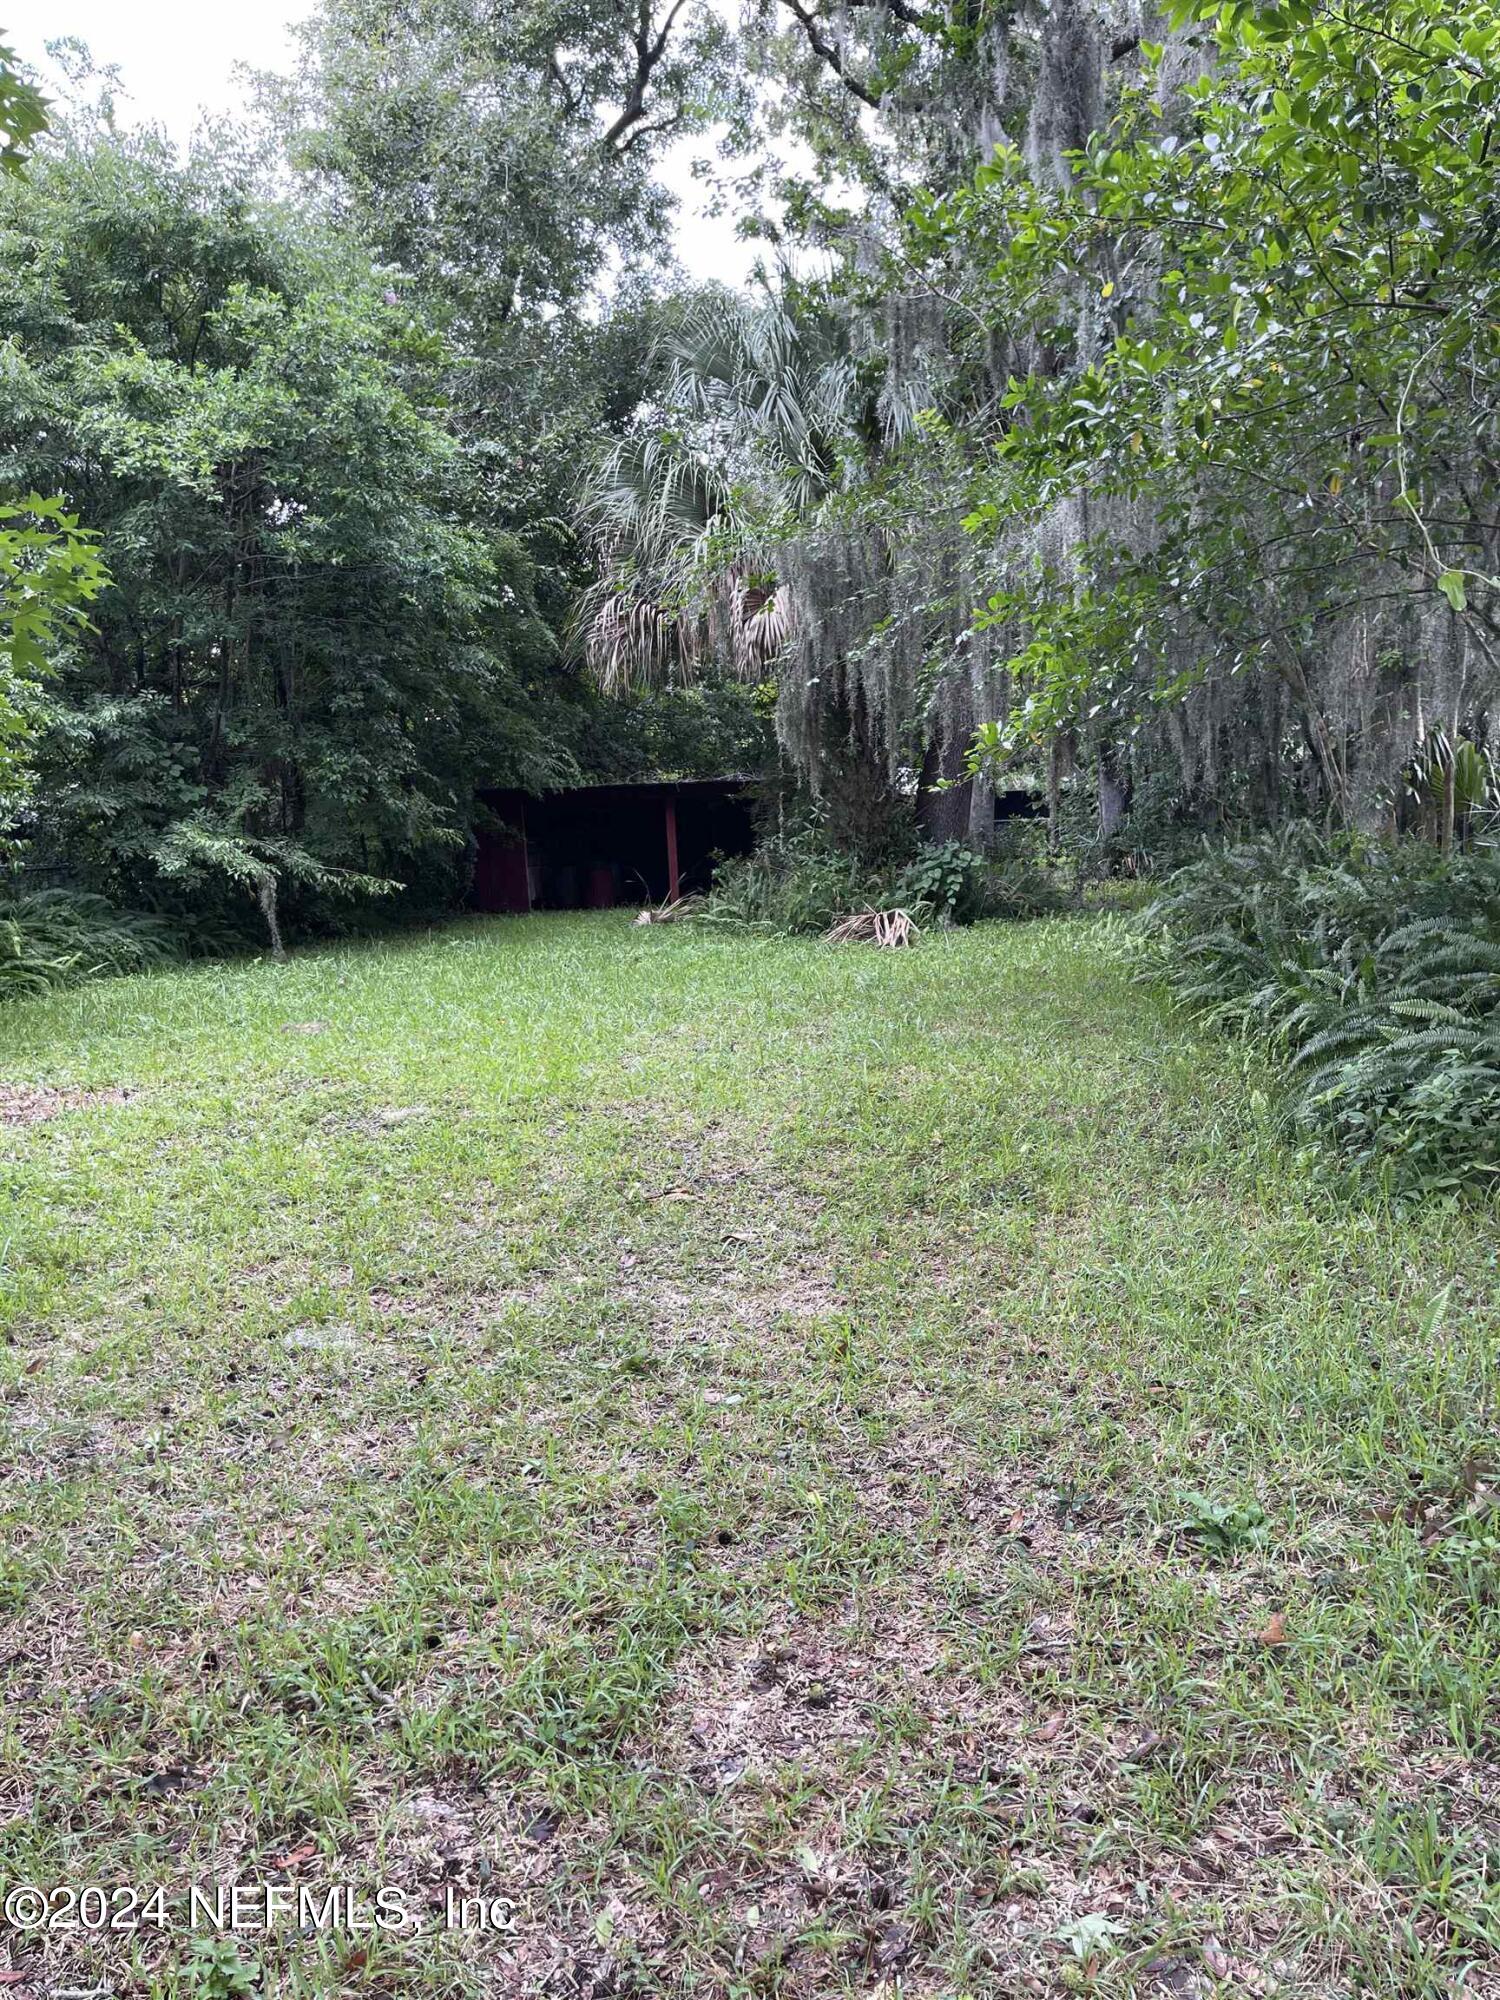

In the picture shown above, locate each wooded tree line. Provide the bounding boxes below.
[0,4,767,945]
[588,0,1500,865]
[4,1,1500,949]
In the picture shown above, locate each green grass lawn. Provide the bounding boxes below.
[1,914,1496,1999]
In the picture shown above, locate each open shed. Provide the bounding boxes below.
[471,778,755,914]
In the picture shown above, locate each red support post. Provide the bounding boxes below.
[664,797,680,904]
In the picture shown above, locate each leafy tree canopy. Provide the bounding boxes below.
[927,0,1500,819]
[0,496,104,827]
[0,120,574,943]
[0,30,46,174]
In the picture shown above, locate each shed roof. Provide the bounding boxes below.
[480,775,755,804]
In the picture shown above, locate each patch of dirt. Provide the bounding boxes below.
[592,1593,1360,1994]
[0,1082,130,1125]
[659,1597,1014,1796]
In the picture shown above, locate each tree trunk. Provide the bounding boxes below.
[1097,744,1131,842]
[916,733,974,846]
[256,875,286,962]
[1046,734,1065,853]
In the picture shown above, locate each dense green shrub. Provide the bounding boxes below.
[0,891,175,1001]
[1140,829,1500,1190]
[702,833,1062,933]
[700,834,875,934]
[974,857,1068,922]
[896,841,989,923]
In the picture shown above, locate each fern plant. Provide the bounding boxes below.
[0,890,175,1002]
[1139,830,1500,1190]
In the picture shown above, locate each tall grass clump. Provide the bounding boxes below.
[1140,827,1500,1190]
[0,890,176,1001]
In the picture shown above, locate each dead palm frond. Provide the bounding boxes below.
[634,894,704,924]
[825,907,920,948]
[580,568,790,694]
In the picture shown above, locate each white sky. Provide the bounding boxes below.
[9,0,759,285]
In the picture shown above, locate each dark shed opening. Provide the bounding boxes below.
[994,787,1045,826]
[471,778,756,914]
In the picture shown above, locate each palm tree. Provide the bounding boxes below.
[578,280,983,856]
[577,287,867,693]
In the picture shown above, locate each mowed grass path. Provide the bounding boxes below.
[1,915,1496,1999]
